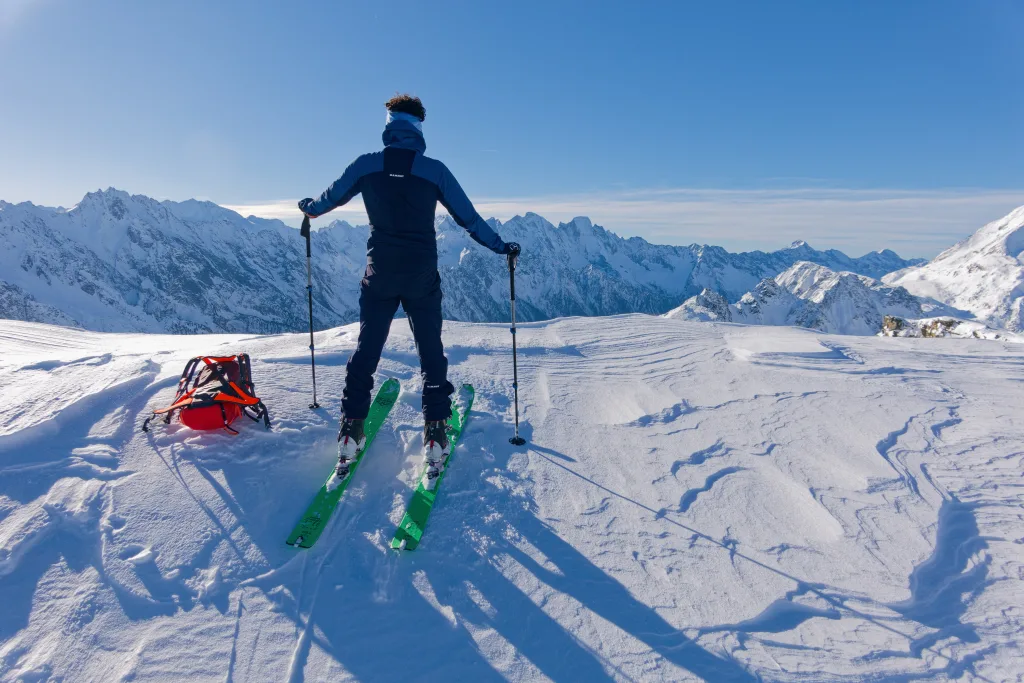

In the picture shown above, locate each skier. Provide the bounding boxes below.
[299,94,520,489]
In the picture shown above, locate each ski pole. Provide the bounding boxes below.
[300,214,321,409]
[508,251,526,446]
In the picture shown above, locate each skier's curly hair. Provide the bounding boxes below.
[385,94,426,122]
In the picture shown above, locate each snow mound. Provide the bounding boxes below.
[1,316,1022,680]
[885,205,1024,331]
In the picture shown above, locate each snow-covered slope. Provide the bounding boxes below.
[0,281,79,327]
[663,288,735,323]
[0,189,923,332]
[667,262,961,335]
[884,205,1024,332]
[0,190,367,333]
[1,317,1022,681]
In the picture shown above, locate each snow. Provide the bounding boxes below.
[882,315,1024,343]
[1,315,1023,681]
[885,205,1024,332]
[667,262,963,336]
[0,189,923,333]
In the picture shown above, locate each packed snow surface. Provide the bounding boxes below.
[1,316,1022,681]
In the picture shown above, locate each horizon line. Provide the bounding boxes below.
[5,185,1022,259]
[220,186,1024,259]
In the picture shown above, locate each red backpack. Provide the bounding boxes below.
[143,354,271,435]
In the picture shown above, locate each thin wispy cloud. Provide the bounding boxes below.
[225,187,1024,258]
[223,197,370,225]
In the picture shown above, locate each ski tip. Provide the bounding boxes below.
[399,538,407,551]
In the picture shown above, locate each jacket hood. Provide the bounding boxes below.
[382,116,426,154]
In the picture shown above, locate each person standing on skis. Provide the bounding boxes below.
[298,94,520,489]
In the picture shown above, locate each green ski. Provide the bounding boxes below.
[287,378,400,548]
[391,384,474,551]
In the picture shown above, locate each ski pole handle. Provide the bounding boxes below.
[301,215,312,257]
[508,254,517,300]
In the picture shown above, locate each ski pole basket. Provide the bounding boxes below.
[142,354,271,435]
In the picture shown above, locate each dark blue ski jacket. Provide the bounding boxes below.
[301,114,508,275]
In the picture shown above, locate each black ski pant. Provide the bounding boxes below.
[341,266,454,422]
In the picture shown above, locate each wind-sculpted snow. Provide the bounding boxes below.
[667,261,963,335]
[885,205,1024,332]
[1,316,1022,680]
[0,189,923,332]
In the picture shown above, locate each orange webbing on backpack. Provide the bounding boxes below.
[142,354,271,434]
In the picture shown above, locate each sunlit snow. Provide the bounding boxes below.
[1,314,1022,681]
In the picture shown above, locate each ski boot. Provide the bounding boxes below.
[423,420,450,491]
[328,418,365,490]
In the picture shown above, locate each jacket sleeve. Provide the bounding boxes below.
[304,156,367,217]
[436,164,506,253]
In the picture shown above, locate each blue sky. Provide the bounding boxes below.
[1,0,1022,256]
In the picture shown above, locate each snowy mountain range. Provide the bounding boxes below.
[666,261,962,336]
[667,205,1024,336]
[883,206,1024,332]
[0,188,925,333]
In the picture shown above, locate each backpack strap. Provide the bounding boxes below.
[151,391,197,414]
[177,357,202,393]
[237,353,257,395]
[142,357,203,432]
[199,357,261,406]
[220,404,240,436]
[243,401,272,429]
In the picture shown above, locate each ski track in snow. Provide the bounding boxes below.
[1,316,1023,681]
